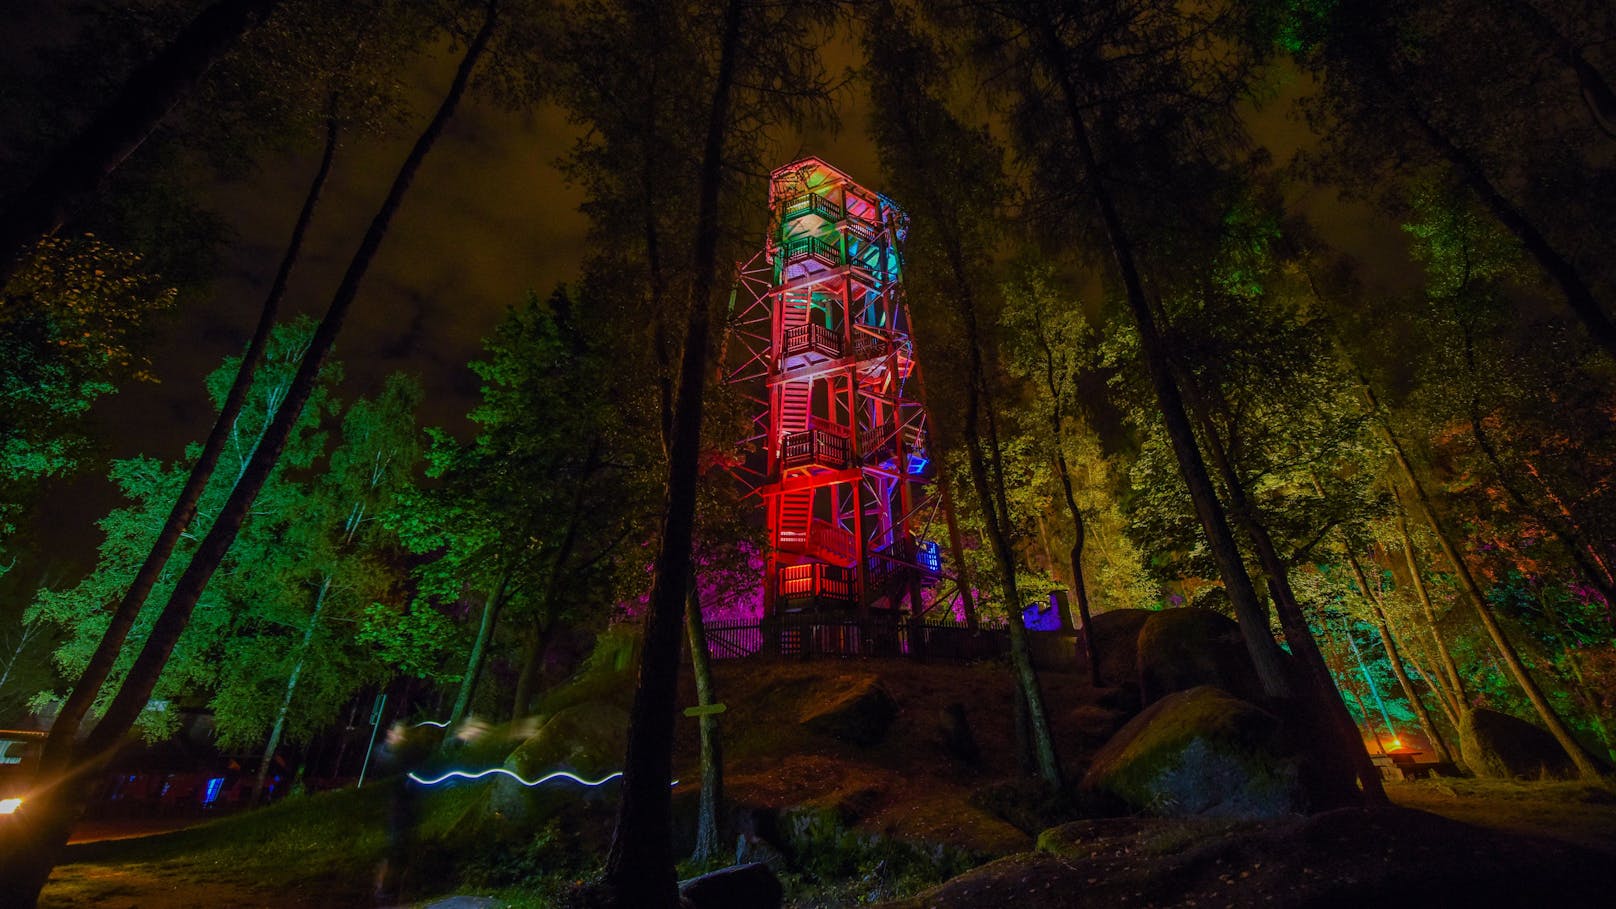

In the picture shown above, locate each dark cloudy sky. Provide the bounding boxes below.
[10,17,1410,590]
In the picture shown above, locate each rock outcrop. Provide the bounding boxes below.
[1134,608,1264,705]
[1081,685,1303,818]
[680,862,784,909]
[799,675,898,746]
[1460,707,1578,780]
[491,703,629,819]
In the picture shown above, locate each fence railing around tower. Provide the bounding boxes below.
[777,561,855,604]
[700,613,1082,670]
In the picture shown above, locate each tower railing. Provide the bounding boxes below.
[777,561,855,604]
[781,323,843,362]
[782,192,842,223]
[781,236,839,269]
[781,425,851,472]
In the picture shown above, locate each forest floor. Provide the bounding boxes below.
[34,777,1616,908]
[32,655,1616,907]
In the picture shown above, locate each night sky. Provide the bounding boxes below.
[8,19,1410,591]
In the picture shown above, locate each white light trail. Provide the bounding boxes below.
[409,767,623,788]
[407,767,679,789]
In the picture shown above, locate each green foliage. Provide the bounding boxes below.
[359,600,461,681]
[0,235,175,549]
[388,285,656,717]
[28,321,426,746]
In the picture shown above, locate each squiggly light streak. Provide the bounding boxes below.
[410,767,621,788]
[412,720,450,728]
[407,767,679,789]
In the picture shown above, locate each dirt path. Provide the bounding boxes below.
[41,863,281,909]
[1386,777,1616,854]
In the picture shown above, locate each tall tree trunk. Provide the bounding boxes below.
[452,562,514,728]
[0,14,496,905]
[509,438,598,720]
[1529,584,1616,763]
[601,2,741,904]
[1367,386,1606,779]
[935,198,1061,786]
[1037,19,1291,697]
[1176,376,1383,803]
[510,623,550,722]
[253,574,331,804]
[1402,641,1462,732]
[1364,540,1463,726]
[1344,551,1455,764]
[1055,454,1100,686]
[685,572,724,865]
[1399,101,1616,359]
[960,318,1063,787]
[1503,0,1616,138]
[1395,512,1469,709]
[1029,300,1100,684]
[39,112,338,783]
[0,0,282,287]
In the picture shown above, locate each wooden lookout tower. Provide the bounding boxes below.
[722,158,973,643]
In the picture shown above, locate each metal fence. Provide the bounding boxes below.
[702,615,1080,670]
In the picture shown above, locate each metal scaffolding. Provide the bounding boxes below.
[722,157,964,625]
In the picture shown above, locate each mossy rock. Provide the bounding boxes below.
[488,704,629,820]
[798,675,898,746]
[529,627,642,720]
[1460,707,1578,780]
[1080,609,1154,690]
[1080,685,1303,819]
[1135,608,1263,706]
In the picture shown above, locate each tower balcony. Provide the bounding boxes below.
[780,236,840,271]
[781,323,843,368]
[781,424,851,474]
[851,333,890,364]
[782,192,843,224]
[777,561,855,607]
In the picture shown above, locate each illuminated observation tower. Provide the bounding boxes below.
[723,158,966,650]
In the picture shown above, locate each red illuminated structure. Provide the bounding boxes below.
[724,158,961,630]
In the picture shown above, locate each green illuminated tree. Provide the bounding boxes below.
[237,373,423,802]
[393,287,646,728]
[0,235,175,558]
[0,6,504,902]
[27,320,336,733]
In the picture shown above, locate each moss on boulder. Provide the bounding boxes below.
[1080,685,1303,819]
[1134,608,1263,706]
[1460,707,1578,780]
[488,703,629,820]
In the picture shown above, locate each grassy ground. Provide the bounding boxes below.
[40,776,1616,908]
[41,781,506,908]
[35,653,1616,907]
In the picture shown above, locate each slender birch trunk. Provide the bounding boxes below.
[253,575,331,803]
